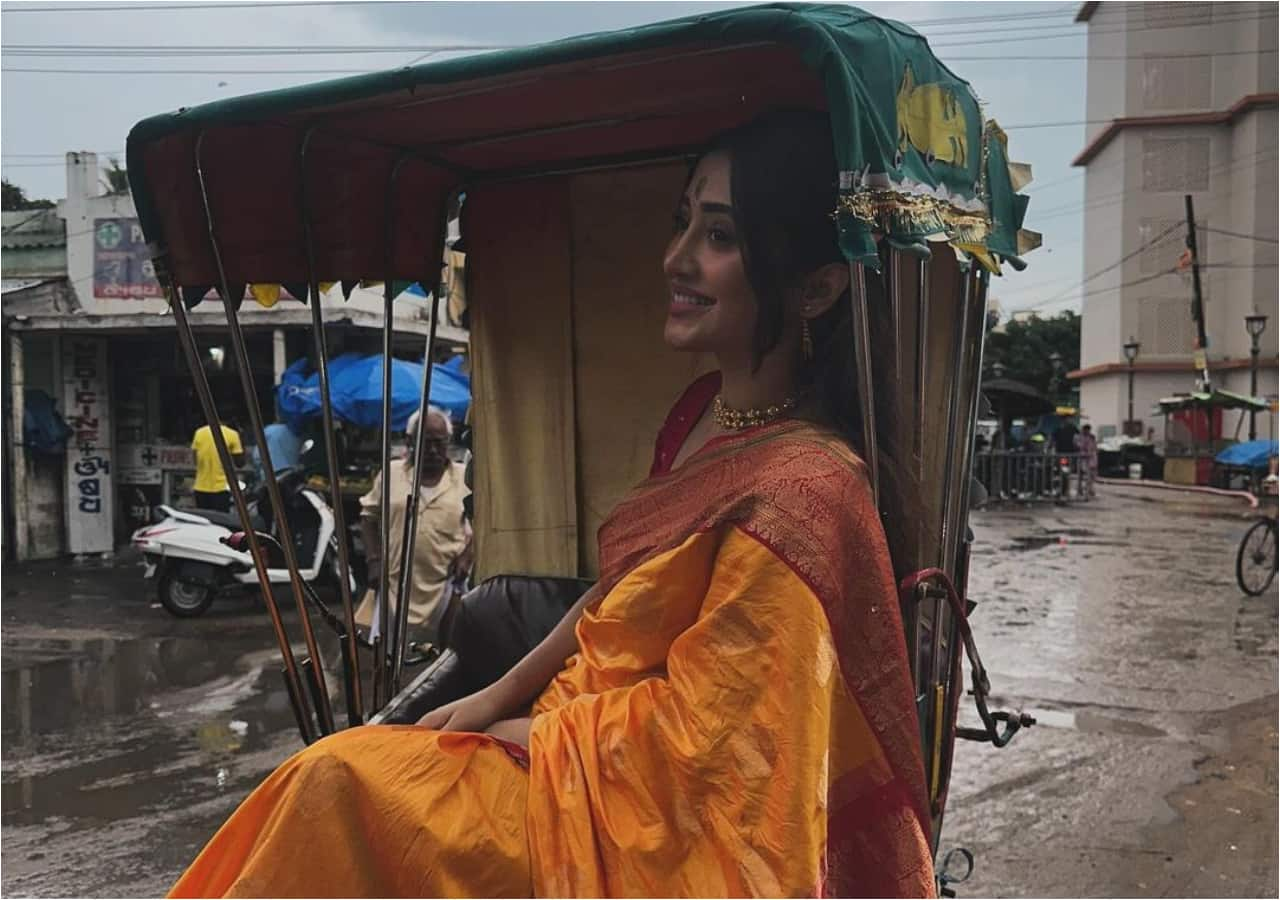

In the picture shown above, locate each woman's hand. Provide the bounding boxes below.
[417,686,504,732]
[484,717,533,749]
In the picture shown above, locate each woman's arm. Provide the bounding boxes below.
[417,581,602,731]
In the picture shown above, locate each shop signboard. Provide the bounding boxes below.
[63,338,113,553]
[93,218,163,299]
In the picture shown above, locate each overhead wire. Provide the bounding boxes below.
[1014,221,1186,310]
[1198,225,1280,245]
[1004,233,1280,314]
[0,1,1080,22]
[4,6,1274,57]
[0,1,1085,20]
[1029,149,1279,223]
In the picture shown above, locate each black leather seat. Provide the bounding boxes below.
[374,574,591,725]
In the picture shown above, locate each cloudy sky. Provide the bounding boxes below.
[1,0,1090,314]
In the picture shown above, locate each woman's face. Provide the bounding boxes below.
[662,152,758,357]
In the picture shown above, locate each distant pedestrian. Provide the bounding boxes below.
[191,420,245,511]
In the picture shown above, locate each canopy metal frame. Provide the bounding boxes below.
[299,126,364,726]
[195,130,338,737]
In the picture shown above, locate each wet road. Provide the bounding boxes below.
[2,486,1276,897]
[2,567,304,897]
[945,485,1278,898]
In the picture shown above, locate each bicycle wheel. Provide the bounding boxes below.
[1236,518,1278,597]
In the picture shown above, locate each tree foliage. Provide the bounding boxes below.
[101,158,130,196]
[983,310,1081,402]
[1,179,55,211]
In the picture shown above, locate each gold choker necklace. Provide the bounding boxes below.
[712,394,798,431]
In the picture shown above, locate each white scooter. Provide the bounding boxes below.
[132,467,354,617]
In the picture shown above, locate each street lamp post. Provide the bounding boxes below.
[1245,313,1268,441]
[1123,337,1140,436]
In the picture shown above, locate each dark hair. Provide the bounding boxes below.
[703,109,861,447]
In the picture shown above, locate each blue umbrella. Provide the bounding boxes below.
[276,353,470,430]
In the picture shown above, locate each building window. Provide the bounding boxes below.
[1139,217,1207,274]
[1142,137,1211,192]
[1143,2,1213,28]
[1138,295,1199,356]
[1142,56,1212,111]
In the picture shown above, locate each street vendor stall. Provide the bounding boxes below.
[1156,390,1270,486]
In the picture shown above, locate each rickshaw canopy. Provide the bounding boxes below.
[126,2,1037,303]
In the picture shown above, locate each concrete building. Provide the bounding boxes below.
[1070,1,1278,443]
[4,152,466,562]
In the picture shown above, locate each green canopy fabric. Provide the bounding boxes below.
[126,2,1038,302]
[1155,389,1270,413]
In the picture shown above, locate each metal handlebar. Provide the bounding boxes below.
[222,529,368,727]
[900,568,1035,749]
[220,531,367,645]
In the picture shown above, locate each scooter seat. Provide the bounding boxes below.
[197,508,268,532]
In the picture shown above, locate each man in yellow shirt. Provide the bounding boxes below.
[191,421,245,512]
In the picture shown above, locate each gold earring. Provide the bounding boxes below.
[801,318,814,361]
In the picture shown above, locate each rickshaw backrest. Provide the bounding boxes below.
[374,573,591,725]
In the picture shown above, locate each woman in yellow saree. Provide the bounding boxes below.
[170,110,934,899]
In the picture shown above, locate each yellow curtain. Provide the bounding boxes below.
[467,163,714,580]
[467,179,580,580]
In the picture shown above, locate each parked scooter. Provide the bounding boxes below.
[132,463,357,617]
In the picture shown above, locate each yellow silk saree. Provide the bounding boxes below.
[170,419,933,898]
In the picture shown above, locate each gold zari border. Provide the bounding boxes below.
[836,190,991,246]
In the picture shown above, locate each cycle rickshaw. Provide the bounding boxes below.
[126,2,1039,876]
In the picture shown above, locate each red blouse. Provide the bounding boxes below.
[649,371,722,477]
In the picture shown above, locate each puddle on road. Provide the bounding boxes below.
[2,633,299,828]
[1004,532,1129,552]
[2,634,276,742]
[1,694,291,827]
[1032,707,1168,739]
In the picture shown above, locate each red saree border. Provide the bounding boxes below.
[596,423,932,889]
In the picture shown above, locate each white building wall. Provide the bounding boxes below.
[1080,137,1128,370]
[1077,2,1278,436]
[1084,3,1128,137]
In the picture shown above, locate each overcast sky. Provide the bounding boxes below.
[1,0,1090,314]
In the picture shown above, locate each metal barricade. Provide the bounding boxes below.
[974,451,1093,503]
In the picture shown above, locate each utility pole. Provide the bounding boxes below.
[1184,194,1211,392]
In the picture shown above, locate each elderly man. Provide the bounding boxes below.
[355,406,471,645]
